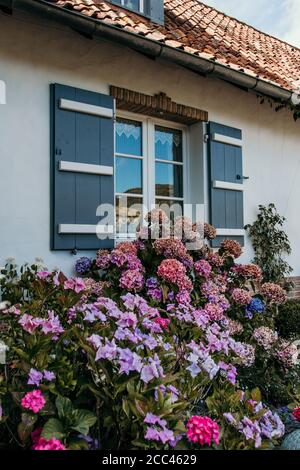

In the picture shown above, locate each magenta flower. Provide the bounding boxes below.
[186,416,220,447]
[21,390,46,413]
[154,317,170,330]
[33,437,66,450]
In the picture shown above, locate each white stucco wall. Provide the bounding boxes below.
[0,11,299,275]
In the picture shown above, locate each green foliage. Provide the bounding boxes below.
[245,203,293,290]
[42,396,97,440]
[276,299,300,341]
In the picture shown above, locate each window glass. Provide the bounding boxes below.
[123,0,140,11]
[116,196,143,235]
[115,119,185,238]
[155,126,182,162]
[116,157,142,195]
[116,118,142,156]
[155,162,183,198]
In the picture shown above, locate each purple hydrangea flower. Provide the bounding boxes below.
[75,257,92,275]
[28,368,43,386]
[118,348,143,375]
[43,370,55,382]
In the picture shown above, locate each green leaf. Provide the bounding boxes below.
[68,439,90,450]
[42,418,65,440]
[55,395,73,420]
[71,409,97,436]
[17,413,38,443]
[251,388,262,403]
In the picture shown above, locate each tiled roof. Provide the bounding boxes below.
[46,0,300,92]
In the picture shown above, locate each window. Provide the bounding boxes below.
[115,115,186,237]
[110,0,164,25]
[115,0,144,14]
[123,0,144,12]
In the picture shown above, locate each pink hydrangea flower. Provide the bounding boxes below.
[119,269,144,291]
[204,303,224,321]
[41,311,64,338]
[96,249,111,269]
[194,260,212,278]
[21,390,46,413]
[275,340,298,368]
[33,437,66,451]
[231,288,252,306]
[145,208,169,224]
[186,416,220,447]
[232,264,262,281]
[64,277,86,294]
[177,275,193,292]
[157,259,186,284]
[18,314,42,334]
[207,252,224,267]
[260,283,286,304]
[253,327,278,351]
[220,239,242,258]
[153,238,187,259]
[37,271,51,280]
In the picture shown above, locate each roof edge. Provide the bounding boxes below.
[1,0,293,102]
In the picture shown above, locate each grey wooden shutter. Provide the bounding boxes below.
[208,122,245,248]
[50,84,115,251]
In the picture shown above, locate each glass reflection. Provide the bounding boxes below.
[155,162,183,198]
[116,118,142,156]
[155,126,182,162]
[116,157,142,194]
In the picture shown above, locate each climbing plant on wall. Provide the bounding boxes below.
[245,203,293,291]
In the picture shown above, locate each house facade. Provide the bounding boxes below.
[0,0,300,279]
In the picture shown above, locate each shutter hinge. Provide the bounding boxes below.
[204,134,210,143]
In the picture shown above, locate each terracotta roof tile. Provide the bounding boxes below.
[45,0,300,92]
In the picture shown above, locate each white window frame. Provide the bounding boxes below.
[115,110,189,239]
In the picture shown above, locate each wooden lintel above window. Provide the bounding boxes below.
[110,86,208,125]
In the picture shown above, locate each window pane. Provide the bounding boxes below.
[116,118,142,156]
[123,0,140,11]
[155,126,182,162]
[116,157,142,194]
[155,162,183,198]
[116,196,143,235]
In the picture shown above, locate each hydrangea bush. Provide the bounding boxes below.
[0,211,299,450]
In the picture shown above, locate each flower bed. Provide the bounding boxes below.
[0,211,299,450]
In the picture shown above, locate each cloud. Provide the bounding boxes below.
[282,0,300,47]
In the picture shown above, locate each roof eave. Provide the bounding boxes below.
[1,0,293,102]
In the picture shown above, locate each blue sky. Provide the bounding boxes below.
[203,0,300,47]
